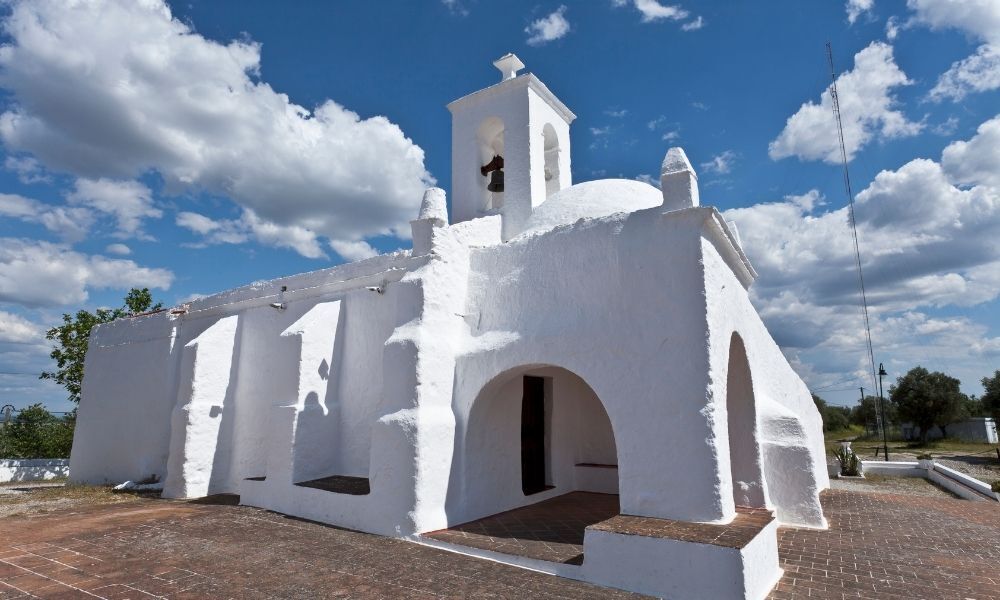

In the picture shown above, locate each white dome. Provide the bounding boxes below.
[517,179,662,237]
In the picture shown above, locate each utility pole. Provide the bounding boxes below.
[828,42,883,460]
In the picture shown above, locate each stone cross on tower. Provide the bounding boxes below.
[447,53,576,240]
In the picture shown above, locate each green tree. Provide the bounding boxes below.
[850,395,896,434]
[889,366,965,444]
[812,394,850,432]
[40,288,161,404]
[0,404,75,458]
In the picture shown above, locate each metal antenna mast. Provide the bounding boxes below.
[827,43,888,458]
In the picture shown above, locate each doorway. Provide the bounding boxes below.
[521,375,546,495]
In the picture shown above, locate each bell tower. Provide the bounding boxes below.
[447,53,575,240]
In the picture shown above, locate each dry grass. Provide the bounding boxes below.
[0,482,156,518]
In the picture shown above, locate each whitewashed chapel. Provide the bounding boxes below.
[71,55,829,599]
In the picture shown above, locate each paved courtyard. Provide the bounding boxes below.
[0,484,996,599]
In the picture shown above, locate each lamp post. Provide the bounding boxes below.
[877,364,889,461]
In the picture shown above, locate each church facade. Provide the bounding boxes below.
[71,55,829,599]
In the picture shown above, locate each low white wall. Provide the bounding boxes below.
[933,463,993,496]
[0,459,69,483]
[582,519,781,599]
[861,460,999,502]
[860,460,924,477]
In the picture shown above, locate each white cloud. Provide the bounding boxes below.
[0,238,173,307]
[728,116,1000,393]
[931,116,959,136]
[701,150,737,175]
[604,108,628,118]
[105,243,131,256]
[634,173,660,188]
[941,114,1000,189]
[67,178,161,239]
[4,156,48,184]
[662,130,680,141]
[612,0,698,26]
[929,44,1000,102]
[632,0,688,22]
[0,193,93,242]
[525,6,571,46]
[329,240,379,262]
[885,16,901,40]
[440,0,468,16]
[647,115,667,130]
[906,0,1000,45]
[846,0,874,24]
[0,310,42,344]
[177,292,208,304]
[681,16,705,31]
[769,42,922,164]
[905,1,1000,103]
[590,126,612,136]
[176,211,226,237]
[0,0,432,256]
[0,193,36,219]
[176,209,326,259]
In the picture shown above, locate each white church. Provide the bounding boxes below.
[71,55,829,599]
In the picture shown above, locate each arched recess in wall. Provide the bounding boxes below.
[453,364,619,524]
[726,333,767,509]
[542,123,561,198]
[476,116,505,211]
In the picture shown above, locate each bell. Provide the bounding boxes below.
[487,169,504,192]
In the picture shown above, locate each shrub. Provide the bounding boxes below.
[834,446,861,476]
[0,405,74,459]
[991,481,1000,494]
[916,453,933,460]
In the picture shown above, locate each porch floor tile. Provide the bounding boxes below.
[423,491,620,564]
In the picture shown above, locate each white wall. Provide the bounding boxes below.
[450,206,730,524]
[702,230,828,528]
[229,304,304,483]
[70,312,180,485]
[162,314,241,498]
[0,459,69,483]
[527,87,571,208]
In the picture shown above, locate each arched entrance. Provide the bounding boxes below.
[726,333,767,509]
[455,365,619,524]
[429,365,620,564]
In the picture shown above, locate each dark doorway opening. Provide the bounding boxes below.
[521,375,547,495]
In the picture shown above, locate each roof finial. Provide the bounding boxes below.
[493,53,525,82]
[660,147,700,211]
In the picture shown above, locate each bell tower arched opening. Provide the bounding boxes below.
[476,117,505,211]
[542,123,561,199]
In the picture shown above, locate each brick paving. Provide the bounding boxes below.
[0,496,639,599]
[771,489,1000,599]
[0,487,996,598]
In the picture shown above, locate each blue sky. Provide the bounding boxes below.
[0,0,998,412]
